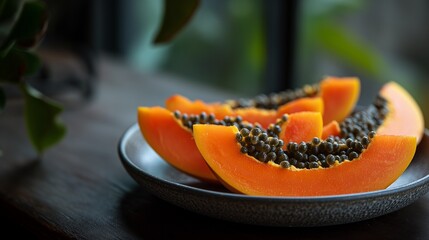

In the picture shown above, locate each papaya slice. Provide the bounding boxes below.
[194,124,417,196]
[165,76,359,128]
[377,82,424,143]
[277,97,324,117]
[337,81,424,144]
[320,77,360,124]
[229,108,277,129]
[166,95,323,128]
[137,107,323,183]
[138,106,218,182]
[279,111,323,146]
[322,120,341,139]
[165,94,232,116]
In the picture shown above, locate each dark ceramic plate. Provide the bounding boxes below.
[118,124,429,227]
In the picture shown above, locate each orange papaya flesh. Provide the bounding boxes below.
[320,76,360,124]
[166,94,324,129]
[276,97,324,117]
[232,108,277,129]
[166,76,359,127]
[194,124,417,196]
[279,111,323,146]
[137,106,218,182]
[137,107,323,183]
[322,120,341,139]
[165,94,232,116]
[377,82,424,144]
[166,94,275,128]
[233,99,324,130]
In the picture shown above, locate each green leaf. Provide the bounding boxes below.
[21,82,66,154]
[314,20,387,77]
[0,0,25,47]
[0,48,41,83]
[10,0,47,48]
[153,0,200,44]
[0,39,14,58]
[0,86,5,112]
[0,0,24,21]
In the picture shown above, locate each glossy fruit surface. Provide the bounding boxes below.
[138,106,218,182]
[377,82,424,143]
[194,124,416,196]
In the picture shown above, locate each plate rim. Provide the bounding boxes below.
[118,123,429,203]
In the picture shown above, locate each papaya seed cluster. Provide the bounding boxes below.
[225,84,319,110]
[236,123,375,169]
[173,93,388,170]
[173,110,256,131]
[340,95,388,140]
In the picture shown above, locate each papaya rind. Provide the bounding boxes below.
[378,82,425,144]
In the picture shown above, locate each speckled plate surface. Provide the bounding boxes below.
[118,124,429,227]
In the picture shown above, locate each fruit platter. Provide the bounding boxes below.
[118,76,429,226]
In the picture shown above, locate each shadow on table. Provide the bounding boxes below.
[0,158,43,191]
[0,158,45,238]
[119,186,427,240]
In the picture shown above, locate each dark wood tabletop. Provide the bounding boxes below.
[0,57,428,239]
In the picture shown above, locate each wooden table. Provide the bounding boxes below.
[0,58,428,239]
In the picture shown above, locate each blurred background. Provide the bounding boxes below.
[39,0,429,125]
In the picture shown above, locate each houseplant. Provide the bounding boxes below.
[0,0,65,155]
[0,0,197,155]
